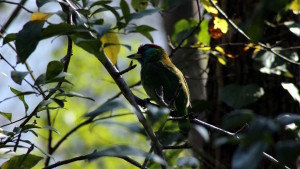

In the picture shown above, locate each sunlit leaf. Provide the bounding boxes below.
[101,32,120,65]
[131,0,148,11]
[16,21,44,63]
[200,0,218,15]
[11,71,29,85]
[281,83,300,103]
[1,154,43,169]
[30,12,53,21]
[284,21,300,37]
[0,112,12,121]
[197,19,210,45]
[220,84,264,109]
[10,87,29,112]
[213,17,228,33]
[290,0,300,14]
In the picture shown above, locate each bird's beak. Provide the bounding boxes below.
[127,53,141,59]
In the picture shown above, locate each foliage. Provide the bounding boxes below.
[0,0,299,169]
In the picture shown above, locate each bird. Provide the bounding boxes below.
[128,44,191,135]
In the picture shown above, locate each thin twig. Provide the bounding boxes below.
[117,61,137,76]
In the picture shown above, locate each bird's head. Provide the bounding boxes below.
[127,44,170,65]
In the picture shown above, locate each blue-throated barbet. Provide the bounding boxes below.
[128,44,191,134]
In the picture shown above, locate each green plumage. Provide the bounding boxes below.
[128,44,191,134]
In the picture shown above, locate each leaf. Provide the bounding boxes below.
[232,142,268,169]
[89,0,112,9]
[30,12,53,21]
[177,156,199,168]
[101,32,120,65]
[130,8,159,20]
[222,109,255,130]
[94,24,111,38]
[88,145,166,165]
[1,154,43,169]
[284,21,300,37]
[194,125,209,142]
[212,17,228,34]
[43,125,60,135]
[220,84,264,109]
[100,121,146,136]
[16,21,44,63]
[21,124,40,132]
[55,92,95,101]
[275,141,300,167]
[70,32,102,56]
[276,114,300,126]
[120,0,131,23]
[11,71,29,85]
[85,100,127,117]
[197,19,210,45]
[34,73,46,85]
[10,87,29,112]
[3,33,16,45]
[200,0,218,14]
[41,23,87,40]
[146,104,169,131]
[130,25,156,43]
[131,0,148,12]
[281,83,300,103]
[0,112,12,121]
[212,46,227,65]
[290,0,300,14]
[45,60,63,81]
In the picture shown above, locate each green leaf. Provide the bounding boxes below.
[11,71,29,85]
[10,87,29,112]
[55,92,95,101]
[89,0,112,9]
[85,100,127,118]
[222,109,255,130]
[43,125,61,135]
[172,19,198,45]
[41,23,87,39]
[131,0,148,11]
[177,156,199,168]
[16,21,44,63]
[0,112,12,121]
[130,8,159,20]
[275,141,300,167]
[102,4,121,21]
[88,145,166,165]
[146,104,169,131]
[21,124,40,132]
[232,142,268,169]
[130,25,156,43]
[34,73,46,85]
[70,32,102,56]
[1,154,43,169]
[36,0,55,7]
[197,19,210,45]
[220,84,264,109]
[3,33,16,45]
[52,98,64,108]
[46,60,63,81]
[120,0,131,23]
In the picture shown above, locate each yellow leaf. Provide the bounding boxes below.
[213,17,228,34]
[217,56,227,65]
[30,12,53,21]
[200,0,218,15]
[215,46,225,55]
[290,0,300,14]
[101,32,120,65]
